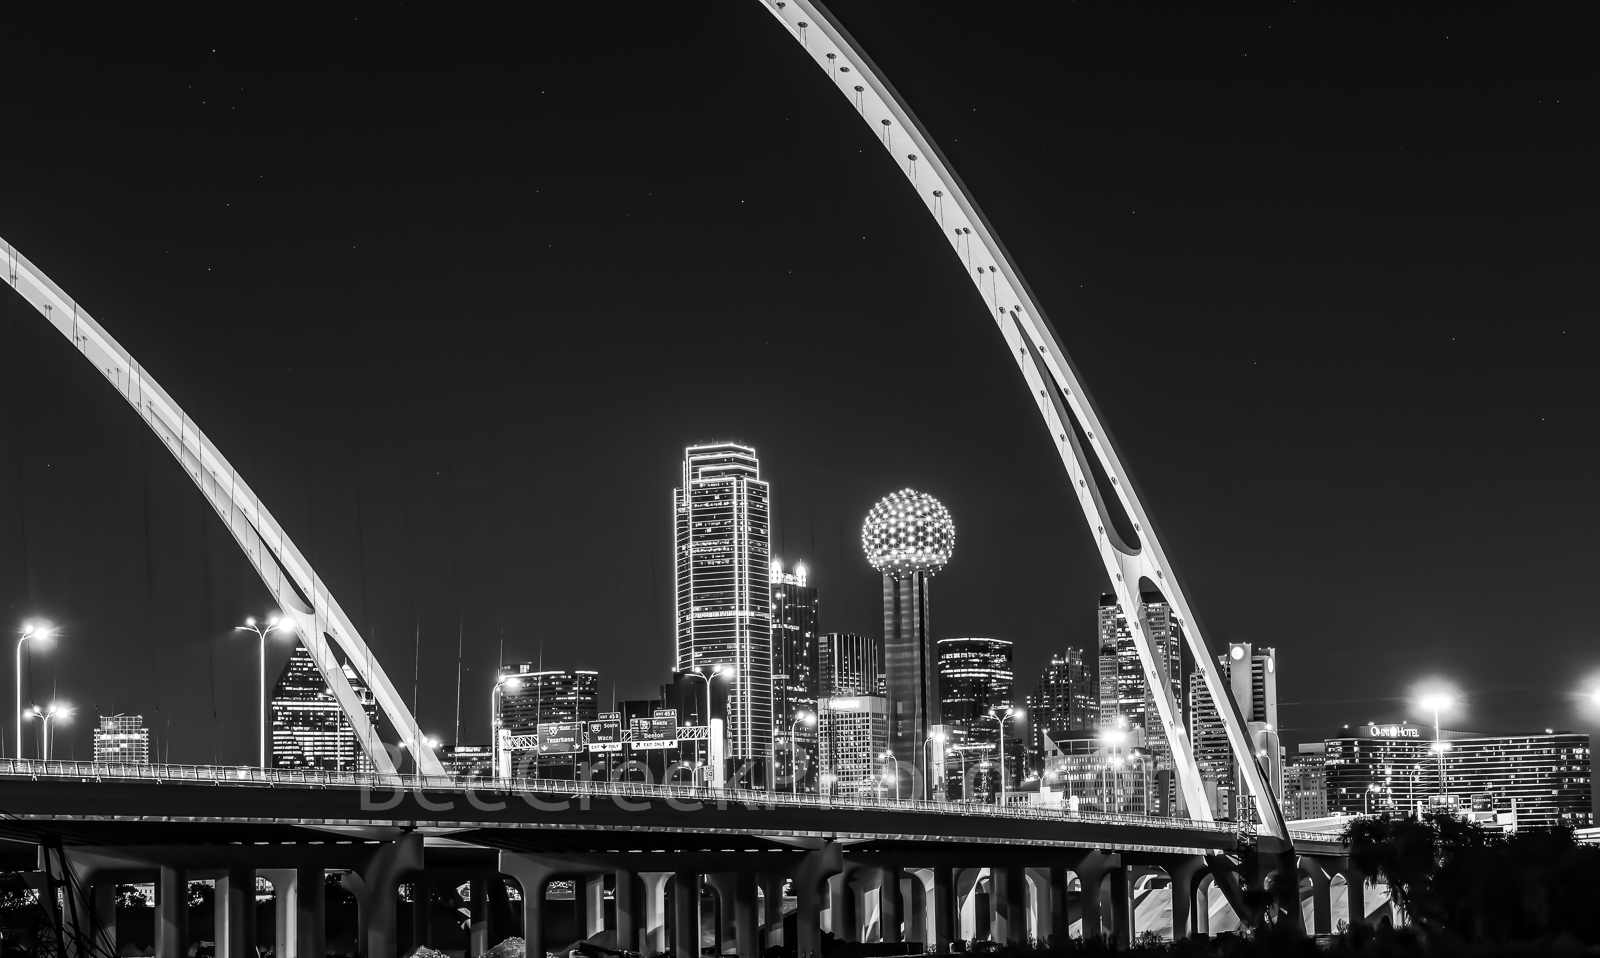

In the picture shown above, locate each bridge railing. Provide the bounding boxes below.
[0,758,1237,834]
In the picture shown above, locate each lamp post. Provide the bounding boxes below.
[1420,694,1453,803]
[16,624,53,760]
[235,616,287,768]
[1365,782,1382,815]
[881,750,901,801]
[788,711,815,794]
[923,730,946,802]
[991,706,1025,806]
[685,666,728,788]
[29,703,69,761]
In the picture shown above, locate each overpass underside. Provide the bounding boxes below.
[0,771,1355,957]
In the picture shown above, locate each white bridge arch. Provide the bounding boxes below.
[1,0,1290,845]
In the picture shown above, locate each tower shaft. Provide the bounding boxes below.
[882,571,939,797]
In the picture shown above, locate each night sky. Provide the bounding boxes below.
[0,3,1594,769]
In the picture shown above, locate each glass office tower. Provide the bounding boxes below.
[675,442,773,775]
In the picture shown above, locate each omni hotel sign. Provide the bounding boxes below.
[1361,724,1422,739]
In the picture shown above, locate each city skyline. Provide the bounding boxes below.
[0,3,1595,772]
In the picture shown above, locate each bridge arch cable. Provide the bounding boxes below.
[756,0,1293,845]
[0,242,445,777]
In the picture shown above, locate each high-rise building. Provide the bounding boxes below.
[1188,642,1280,820]
[675,442,773,771]
[938,637,1020,790]
[1283,743,1329,820]
[93,714,150,765]
[270,645,382,772]
[494,666,600,775]
[862,489,955,800]
[818,632,881,697]
[1099,593,1186,815]
[818,694,890,797]
[1324,723,1593,828]
[771,558,819,792]
[1027,649,1096,773]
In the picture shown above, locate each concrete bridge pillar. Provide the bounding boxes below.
[1168,857,1205,941]
[705,872,737,954]
[498,855,552,958]
[469,876,489,956]
[672,870,699,958]
[89,879,116,956]
[905,869,929,945]
[826,871,857,941]
[296,866,326,958]
[348,832,422,958]
[1108,862,1131,947]
[155,864,188,958]
[409,877,433,952]
[932,865,954,951]
[1025,868,1048,942]
[758,873,786,949]
[614,868,640,953]
[641,871,670,955]
[585,873,607,939]
[792,842,842,958]
[1346,868,1368,928]
[216,865,255,958]
[1048,865,1068,945]
[998,865,1028,945]
[1075,852,1111,942]
[879,866,902,943]
[1305,860,1333,934]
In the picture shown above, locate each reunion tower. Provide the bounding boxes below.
[862,489,956,799]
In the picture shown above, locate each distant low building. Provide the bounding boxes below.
[819,695,889,797]
[93,714,150,765]
[1037,727,1153,816]
[1283,742,1329,820]
[1325,723,1593,828]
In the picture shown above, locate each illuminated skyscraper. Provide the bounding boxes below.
[1027,649,1096,772]
[1097,593,1183,757]
[493,666,600,776]
[771,558,819,792]
[819,632,880,697]
[1188,642,1279,820]
[270,645,381,772]
[675,442,773,771]
[862,488,955,799]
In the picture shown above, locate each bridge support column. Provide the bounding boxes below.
[672,870,700,958]
[1075,852,1110,942]
[994,865,1026,945]
[587,873,607,939]
[1169,857,1205,941]
[704,872,735,954]
[469,876,488,956]
[216,865,255,958]
[828,870,859,941]
[906,870,929,944]
[793,842,842,958]
[349,833,421,958]
[732,870,758,956]
[641,871,670,955]
[758,873,786,949]
[498,855,551,958]
[614,868,639,953]
[295,866,325,958]
[1346,869,1368,928]
[1306,861,1332,934]
[879,866,902,943]
[1108,862,1131,947]
[933,865,954,951]
[410,878,433,952]
[1048,866,1068,945]
[89,879,116,956]
[156,864,188,958]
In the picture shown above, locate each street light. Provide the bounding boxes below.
[991,706,1025,806]
[235,615,288,768]
[1420,694,1453,801]
[684,665,730,787]
[1364,783,1382,815]
[16,623,53,761]
[923,730,947,802]
[28,703,69,761]
[880,750,901,801]
[788,711,815,794]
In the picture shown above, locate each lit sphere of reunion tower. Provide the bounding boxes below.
[861,488,955,579]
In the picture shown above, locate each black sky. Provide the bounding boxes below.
[0,3,1595,767]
